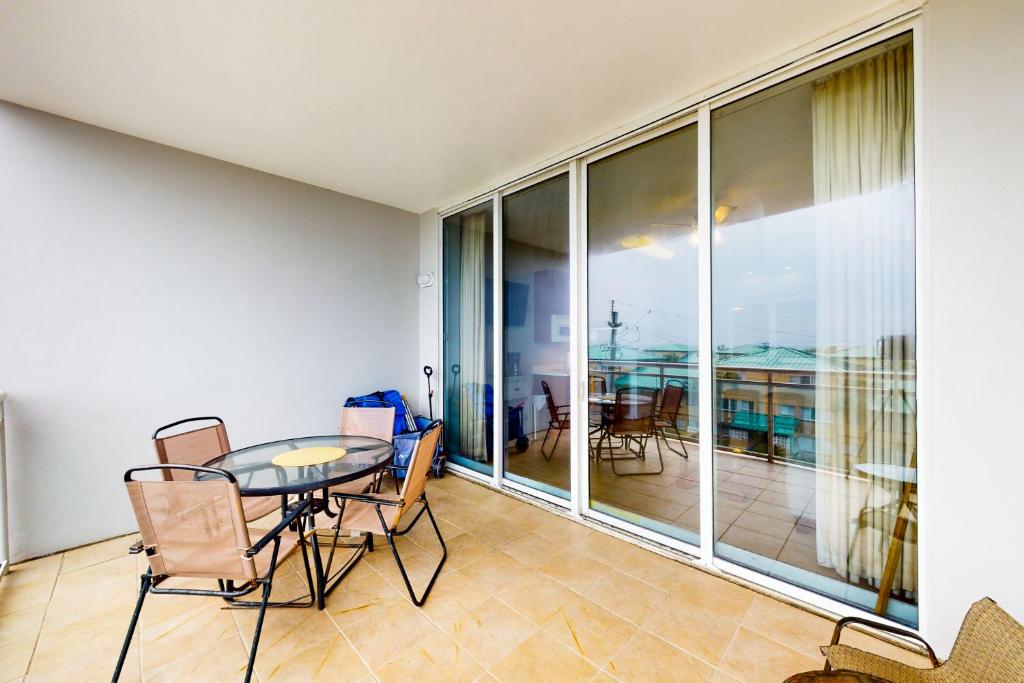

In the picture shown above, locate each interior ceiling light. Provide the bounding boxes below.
[714,205,736,224]
[620,234,673,260]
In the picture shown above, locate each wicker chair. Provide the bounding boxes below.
[153,417,279,523]
[818,598,1024,682]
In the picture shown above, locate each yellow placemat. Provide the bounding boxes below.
[272,447,347,467]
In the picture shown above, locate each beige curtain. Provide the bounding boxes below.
[459,212,489,461]
[812,42,918,601]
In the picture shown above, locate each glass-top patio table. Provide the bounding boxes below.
[200,434,394,609]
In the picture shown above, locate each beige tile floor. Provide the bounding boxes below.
[0,474,927,682]
[503,429,917,596]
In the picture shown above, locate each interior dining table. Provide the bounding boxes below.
[199,434,394,609]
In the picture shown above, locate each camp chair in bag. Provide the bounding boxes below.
[153,417,280,523]
[115,464,314,683]
[330,420,446,606]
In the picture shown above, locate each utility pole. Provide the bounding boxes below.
[608,300,623,361]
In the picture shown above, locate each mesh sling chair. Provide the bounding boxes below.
[310,405,397,607]
[655,380,690,458]
[540,380,570,461]
[153,417,280,523]
[810,598,1024,682]
[330,420,446,606]
[115,464,314,683]
[587,374,610,458]
[336,405,395,494]
[594,387,664,476]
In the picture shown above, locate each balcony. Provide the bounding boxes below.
[0,474,928,680]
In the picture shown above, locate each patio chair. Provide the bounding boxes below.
[655,379,690,458]
[813,597,1024,682]
[331,420,445,606]
[335,405,395,495]
[594,387,663,476]
[311,405,397,597]
[588,374,608,426]
[153,417,279,523]
[540,380,570,461]
[115,464,314,683]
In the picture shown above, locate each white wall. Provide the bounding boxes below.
[922,0,1024,654]
[0,103,419,561]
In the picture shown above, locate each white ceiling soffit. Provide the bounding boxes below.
[0,1,895,213]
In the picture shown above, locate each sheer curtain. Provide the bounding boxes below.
[459,212,490,461]
[812,42,917,600]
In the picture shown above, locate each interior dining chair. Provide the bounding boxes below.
[594,387,664,476]
[540,380,570,461]
[115,464,313,683]
[655,379,690,458]
[330,420,445,606]
[152,417,280,523]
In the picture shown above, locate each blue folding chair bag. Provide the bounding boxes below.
[344,389,408,435]
[392,432,419,478]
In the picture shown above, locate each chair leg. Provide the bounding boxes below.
[113,572,150,681]
[609,434,664,476]
[540,423,553,459]
[244,540,279,683]
[546,425,563,462]
[660,426,690,458]
[378,496,447,607]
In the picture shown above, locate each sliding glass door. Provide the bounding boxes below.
[586,123,701,545]
[440,26,918,628]
[502,173,572,499]
[711,34,917,625]
[442,200,494,475]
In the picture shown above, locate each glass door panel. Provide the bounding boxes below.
[502,173,571,499]
[443,201,495,476]
[586,124,700,544]
[711,34,917,625]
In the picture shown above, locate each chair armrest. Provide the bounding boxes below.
[828,616,939,668]
[245,498,310,558]
[330,491,404,507]
[129,540,146,555]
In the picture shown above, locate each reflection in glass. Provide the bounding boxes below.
[711,35,917,624]
[443,201,494,475]
[502,174,571,498]
[587,124,700,544]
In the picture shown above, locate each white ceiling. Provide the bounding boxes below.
[0,1,889,213]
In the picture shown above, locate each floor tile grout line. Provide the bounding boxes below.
[323,601,381,683]
[339,558,487,680]
[434,492,774,677]
[24,552,67,678]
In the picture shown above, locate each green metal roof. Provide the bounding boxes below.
[715,346,847,371]
[728,411,799,437]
